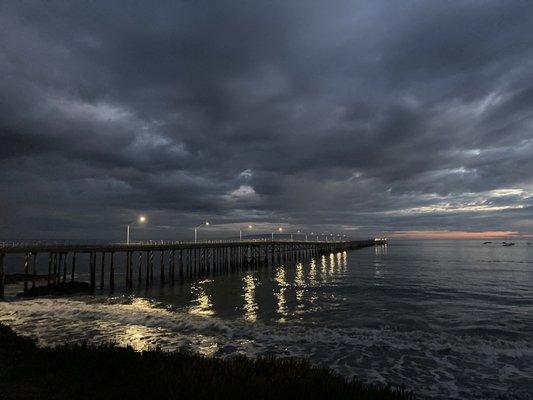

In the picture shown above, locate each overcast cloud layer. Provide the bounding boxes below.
[1,1,532,240]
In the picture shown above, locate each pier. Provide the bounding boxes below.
[0,239,387,298]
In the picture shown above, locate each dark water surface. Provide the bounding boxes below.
[1,240,532,399]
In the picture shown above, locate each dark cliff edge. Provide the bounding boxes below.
[0,323,413,400]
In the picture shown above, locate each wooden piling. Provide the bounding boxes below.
[70,252,76,282]
[149,251,154,282]
[169,250,174,282]
[53,253,58,284]
[145,251,150,287]
[62,253,68,283]
[179,249,183,280]
[32,253,37,288]
[100,252,106,290]
[160,251,165,284]
[109,252,115,290]
[138,252,143,284]
[47,253,52,286]
[55,253,63,283]
[23,252,29,294]
[90,252,96,289]
[0,253,5,299]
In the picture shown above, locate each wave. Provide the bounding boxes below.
[1,295,532,400]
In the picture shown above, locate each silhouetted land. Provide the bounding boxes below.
[0,323,413,400]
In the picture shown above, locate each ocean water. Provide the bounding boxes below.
[1,240,532,399]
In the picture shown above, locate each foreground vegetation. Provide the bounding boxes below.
[0,323,414,400]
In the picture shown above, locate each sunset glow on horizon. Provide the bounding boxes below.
[390,230,522,240]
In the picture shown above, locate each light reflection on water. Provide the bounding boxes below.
[294,263,305,311]
[189,279,215,317]
[321,254,328,277]
[309,258,317,285]
[1,242,532,400]
[274,265,288,321]
[243,274,258,322]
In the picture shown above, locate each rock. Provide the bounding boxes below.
[17,281,92,297]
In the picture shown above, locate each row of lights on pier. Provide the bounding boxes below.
[126,216,347,244]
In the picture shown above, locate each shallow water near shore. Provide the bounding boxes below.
[1,240,532,399]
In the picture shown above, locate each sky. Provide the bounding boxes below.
[1,1,532,241]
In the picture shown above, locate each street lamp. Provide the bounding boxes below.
[126,215,147,245]
[194,221,210,243]
[240,224,253,241]
[291,229,301,242]
[272,227,283,241]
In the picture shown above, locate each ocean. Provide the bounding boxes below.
[1,240,532,399]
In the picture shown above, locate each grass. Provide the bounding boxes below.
[0,323,414,400]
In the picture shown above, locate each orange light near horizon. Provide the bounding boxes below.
[390,230,520,239]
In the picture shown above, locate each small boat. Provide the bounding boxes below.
[502,242,515,247]
[483,241,492,244]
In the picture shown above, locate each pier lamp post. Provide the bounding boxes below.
[240,225,253,241]
[272,227,283,241]
[126,215,147,245]
[194,221,210,243]
[291,229,301,242]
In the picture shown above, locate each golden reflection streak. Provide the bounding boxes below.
[309,258,317,285]
[189,279,215,317]
[330,253,337,275]
[294,262,305,310]
[321,255,328,280]
[374,244,389,256]
[114,325,157,351]
[342,251,347,270]
[242,273,258,322]
[374,262,382,278]
[111,298,165,351]
[373,245,387,278]
[274,265,287,320]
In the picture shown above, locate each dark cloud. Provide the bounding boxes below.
[1,0,532,240]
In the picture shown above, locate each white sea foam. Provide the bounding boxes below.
[1,295,532,399]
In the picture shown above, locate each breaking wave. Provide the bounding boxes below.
[1,295,531,400]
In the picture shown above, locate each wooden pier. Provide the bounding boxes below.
[0,239,387,298]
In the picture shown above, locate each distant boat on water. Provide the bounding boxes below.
[483,241,492,244]
[502,242,515,247]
